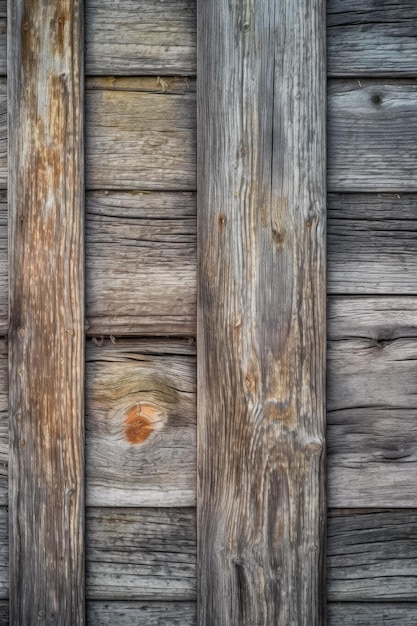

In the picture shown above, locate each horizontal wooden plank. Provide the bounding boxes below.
[85,191,196,336]
[328,297,417,507]
[87,601,196,625]
[328,80,417,191]
[86,508,196,601]
[0,601,7,624]
[86,78,196,191]
[85,0,196,75]
[328,193,417,294]
[328,602,417,625]
[0,340,6,506]
[328,1,417,77]
[328,511,417,601]
[0,508,6,599]
[86,338,196,507]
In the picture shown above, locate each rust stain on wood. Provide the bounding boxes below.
[124,402,162,444]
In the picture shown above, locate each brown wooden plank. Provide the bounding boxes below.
[198,1,326,624]
[86,338,196,507]
[8,2,85,623]
[86,78,196,191]
[85,191,196,336]
[87,601,196,625]
[328,603,417,625]
[85,0,196,76]
[328,1,417,77]
[328,297,417,507]
[328,80,417,192]
[86,508,196,601]
[327,511,417,601]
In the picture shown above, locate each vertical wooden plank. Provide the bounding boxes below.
[197,0,326,624]
[8,1,84,623]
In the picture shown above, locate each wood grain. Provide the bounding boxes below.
[328,603,417,625]
[86,508,196,601]
[86,338,196,507]
[328,1,417,77]
[8,1,85,623]
[198,0,326,623]
[0,339,6,506]
[328,511,417,601]
[87,601,196,625]
[85,0,196,75]
[0,507,7,600]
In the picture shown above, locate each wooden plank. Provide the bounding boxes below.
[328,80,417,192]
[328,511,417,601]
[0,79,6,190]
[328,603,417,625]
[86,191,196,336]
[0,601,7,625]
[85,0,196,75]
[86,338,196,507]
[0,2,5,77]
[86,77,196,191]
[8,2,85,623]
[0,339,6,506]
[86,508,196,601]
[328,1,417,77]
[198,1,326,624]
[0,507,7,600]
[328,193,417,294]
[87,601,196,625]
[328,297,417,507]
[0,191,6,334]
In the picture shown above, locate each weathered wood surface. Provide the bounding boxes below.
[86,77,196,191]
[328,1,417,77]
[8,1,85,623]
[198,1,326,624]
[329,193,417,294]
[87,602,196,625]
[0,602,7,625]
[0,340,5,506]
[86,508,196,600]
[85,0,196,75]
[0,79,6,190]
[328,297,417,507]
[86,338,196,506]
[0,191,6,334]
[328,511,417,601]
[328,603,417,625]
[86,191,196,336]
[0,2,4,77]
[0,507,7,600]
[328,80,417,191]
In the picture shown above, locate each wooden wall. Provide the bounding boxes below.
[0,0,416,623]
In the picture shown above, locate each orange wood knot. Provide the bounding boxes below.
[124,403,162,445]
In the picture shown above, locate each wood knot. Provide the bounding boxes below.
[218,213,226,231]
[23,22,29,31]
[124,402,162,445]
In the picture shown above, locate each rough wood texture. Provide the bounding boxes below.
[198,1,326,624]
[328,297,417,507]
[86,338,196,506]
[328,603,417,625]
[86,508,196,601]
[0,507,7,600]
[8,1,85,623]
[86,77,196,191]
[0,339,6,505]
[86,191,196,336]
[0,2,4,77]
[328,80,417,191]
[328,511,417,601]
[328,1,417,77]
[329,193,417,294]
[87,601,196,625]
[0,191,6,334]
[0,601,7,625]
[0,79,6,190]
[85,0,196,75]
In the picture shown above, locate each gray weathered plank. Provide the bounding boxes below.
[328,297,417,507]
[328,193,417,294]
[328,603,417,625]
[86,508,196,601]
[328,80,417,191]
[0,191,6,334]
[86,77,196,191]
[328,1,417,77]
[0,507,7,600]
[0,2,4,77]
[85,0,196,75]
[328,511,417,601]
[87,601,196,625]
[0,339,6,506]
[86,338,196,507]
[86,191,196,336]
[0,601,7,625]
[198,0,326,624]
[8,1,85,622]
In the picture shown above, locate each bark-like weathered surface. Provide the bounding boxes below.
[87,601,197,625]
[198,0,326,623]
[8,1,84,622]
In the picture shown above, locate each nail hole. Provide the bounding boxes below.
[371,94,382,105]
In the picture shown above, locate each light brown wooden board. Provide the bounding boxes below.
[328,603,417,625]
[8,1,85,622]
[86,338,196,507]
[198,0,326,623]
[87,601,196,625]
[328,511,417,601]
[328,297,417,507]
[328,1,417,77]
